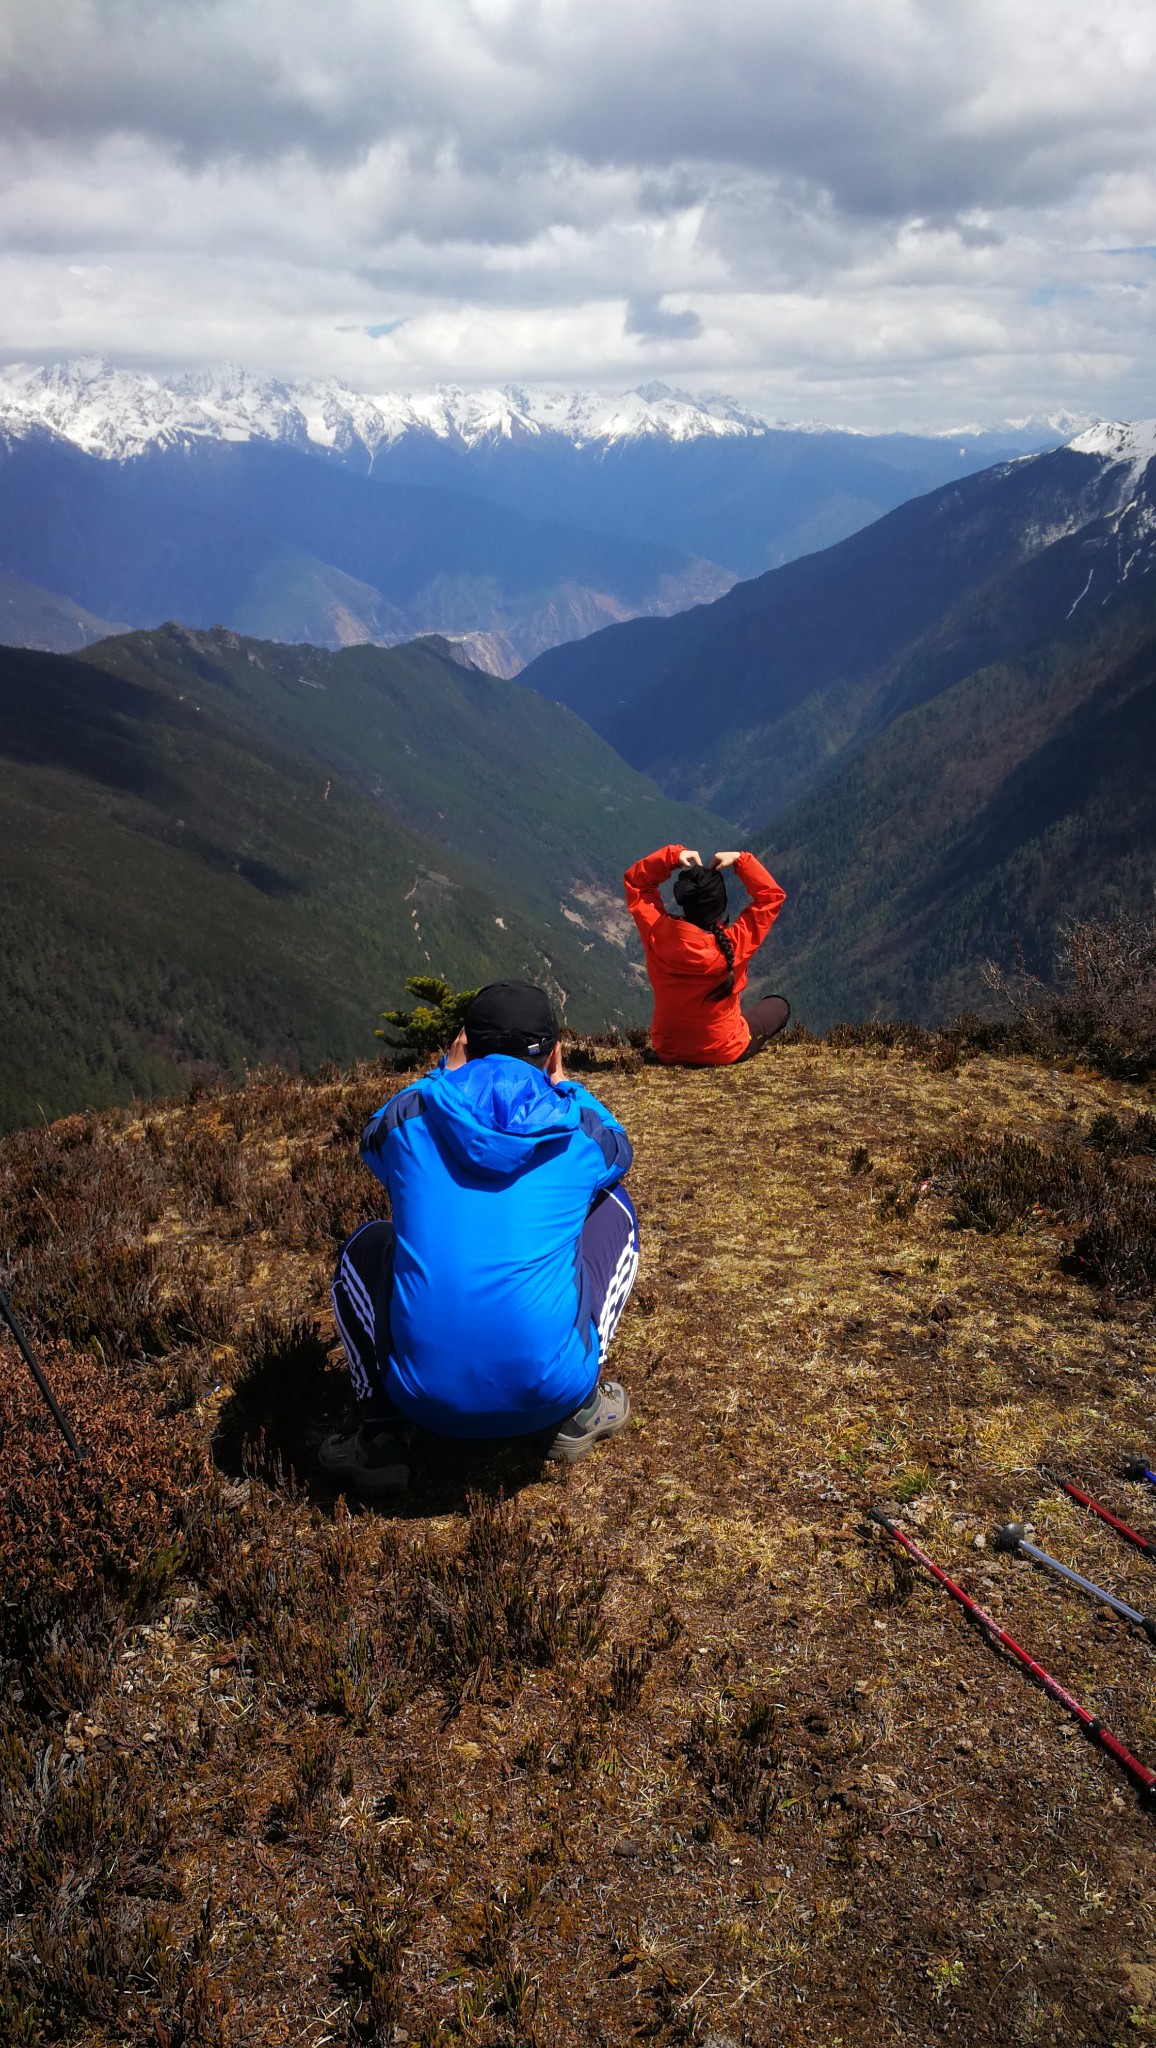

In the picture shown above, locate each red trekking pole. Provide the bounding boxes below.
[869,1509,1156,1809]
[1040,1468,1156,1558]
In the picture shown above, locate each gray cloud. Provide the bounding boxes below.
[0,1,1154,423]
[624,296,703,339]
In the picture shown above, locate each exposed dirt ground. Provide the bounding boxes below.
[3,1038,1156,2047]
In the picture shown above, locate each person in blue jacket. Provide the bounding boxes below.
[319,981,638,1494]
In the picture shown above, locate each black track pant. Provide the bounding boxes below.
[331,1189,639,1430]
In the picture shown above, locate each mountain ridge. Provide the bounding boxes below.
[523,428,1156,821]
[0,358,1084,462]
[522,425,1156,1022]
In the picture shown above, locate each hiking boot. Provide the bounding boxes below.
[546,1380,630,1463]
[318,1424,409,1494]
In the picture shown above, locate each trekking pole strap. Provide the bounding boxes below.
[869,1508,1156,1802]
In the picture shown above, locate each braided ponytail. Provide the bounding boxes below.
[707,922,736,1002]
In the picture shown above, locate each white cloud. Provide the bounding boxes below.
[0,0,1154,424]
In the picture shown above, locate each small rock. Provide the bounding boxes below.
[972,1534,986,1550]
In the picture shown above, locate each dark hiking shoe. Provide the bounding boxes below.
[318,1424,409,1494]
[546,1380,630,1463]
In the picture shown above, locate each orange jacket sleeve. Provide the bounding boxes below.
[623,844,685,940]
[728,852,786,967]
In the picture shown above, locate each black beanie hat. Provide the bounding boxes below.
[464,981,559,1060]
[673,864,728,928]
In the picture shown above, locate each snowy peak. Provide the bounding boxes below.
[0,358,307,460]
[1067,418,1156,477]
[0,360,773,461]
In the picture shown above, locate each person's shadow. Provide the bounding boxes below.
[211,1316,559,1518]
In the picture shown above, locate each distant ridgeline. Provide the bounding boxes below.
[0,360,1056,672]
[524,422,1156,1027]
[0,627,729,1129]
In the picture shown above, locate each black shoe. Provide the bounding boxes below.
[318,1424,409,1493]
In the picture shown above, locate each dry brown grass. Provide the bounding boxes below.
[2,1040,1156,2046]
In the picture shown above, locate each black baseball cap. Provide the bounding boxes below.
[464,981,559,1060]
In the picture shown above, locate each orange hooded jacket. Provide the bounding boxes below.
[623,844,786,1066]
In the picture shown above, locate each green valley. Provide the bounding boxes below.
[0,629,729,1127]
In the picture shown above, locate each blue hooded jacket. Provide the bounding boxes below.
[360,1055,633,1437]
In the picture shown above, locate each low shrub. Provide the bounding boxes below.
[0,1338,200,1665]
[212,1312,346,1480]
[922,1113,1156,1301]
[928,1132,1101,1234]
[395,1491,608,1697]
[1068,1187,1156,1297]
[984,909,1156,1080]
[687,1692,784,1837]
[1086,1108,1156,1158]
[340,1841,420,2046]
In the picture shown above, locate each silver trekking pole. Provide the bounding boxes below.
[993,1523,1156,1643]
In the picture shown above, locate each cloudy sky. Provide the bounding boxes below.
[2,0,1155,426]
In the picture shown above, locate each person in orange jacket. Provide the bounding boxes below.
[623,843,789,1066]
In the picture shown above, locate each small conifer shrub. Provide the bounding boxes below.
[377,976,480,1057]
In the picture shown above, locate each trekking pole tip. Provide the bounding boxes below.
[1124,1456,1153,1482]
[993,1522,1027,1552]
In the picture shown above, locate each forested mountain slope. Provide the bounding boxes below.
[0,430,730,675]
[524,427,1156,824]
[0,565,125,652]
[0,628,728,1125]
[524,425,1156,1023]
[754,588,1156,1024]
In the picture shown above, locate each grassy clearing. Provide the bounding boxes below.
[2,1038,1155,2045]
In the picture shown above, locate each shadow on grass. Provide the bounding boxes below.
[211,1307,558,1519]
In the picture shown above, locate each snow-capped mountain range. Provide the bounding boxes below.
[0,356,1150,679]
[0,359,781,461]
[0,357,1101,464]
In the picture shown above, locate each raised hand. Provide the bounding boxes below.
[710,850,742,869]
[677,848,703,869]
